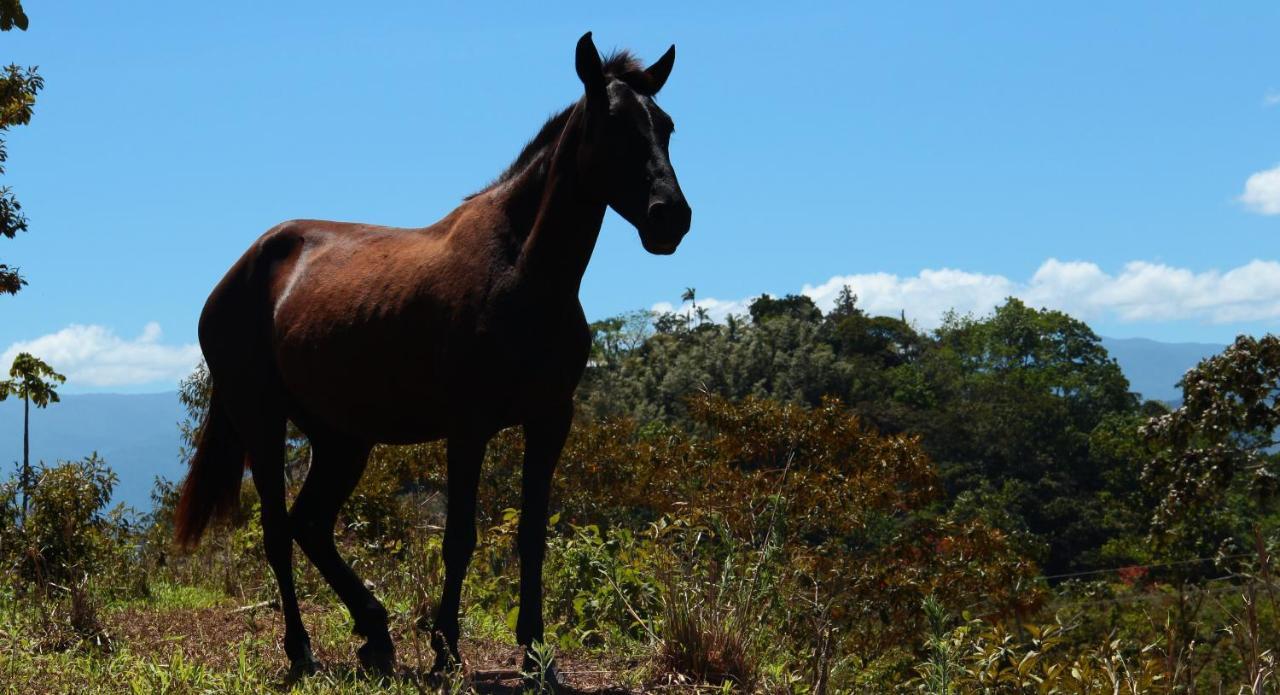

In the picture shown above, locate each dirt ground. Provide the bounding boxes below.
[105,602,640,693]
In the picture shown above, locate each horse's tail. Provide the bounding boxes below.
[174,389,245,548]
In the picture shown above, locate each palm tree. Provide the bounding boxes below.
[695,306,710,327]
[0,352,64,520]
[681,287,696,330]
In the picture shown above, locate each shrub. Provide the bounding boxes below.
[0,454,127,592]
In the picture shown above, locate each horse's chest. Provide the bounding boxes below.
[475,321,589,390]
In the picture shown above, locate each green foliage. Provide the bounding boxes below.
[0,351,65,407]
[2,352,67,524]
[580,296,1147,575]
[589,310,653,369]
[580,310,856,423]
[0,454,152,602]
[0,453,148,653]
[908,607,1170,694]
[544,523,661,647]
[0,0,40,294]
[12,301,1279,690]
[907,300,1139,573]
[749,292,822,325]
[1143,334,1280,543]
[0,0,27,31]
[176,360,211,463]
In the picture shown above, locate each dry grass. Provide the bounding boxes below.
[655,580,759,689]
[98,598,639,693]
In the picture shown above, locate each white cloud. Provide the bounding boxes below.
[655,259,1280,330]
[1,323,200,389]
[1240,164,1280,215]
[803,269,1015,325]
[1265,90,1280,107]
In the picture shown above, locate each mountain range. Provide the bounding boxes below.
[1098,337,1225,404]
[0,336,1228,511]
[0,391,186,512]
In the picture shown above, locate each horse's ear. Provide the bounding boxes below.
[575,32,606,100]
[642,45,676,95]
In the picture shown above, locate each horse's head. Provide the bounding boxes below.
[575,32,691,255]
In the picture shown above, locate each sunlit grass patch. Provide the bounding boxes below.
[109,580,225,612]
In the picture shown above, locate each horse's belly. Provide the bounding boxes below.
[271,319,454,442]
[273,327,537,444]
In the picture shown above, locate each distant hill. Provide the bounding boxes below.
[1100,337,1226,404]
[0,391,185,511]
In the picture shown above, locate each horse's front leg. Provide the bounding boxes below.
[517,401,572,683]
[430,433,486,672]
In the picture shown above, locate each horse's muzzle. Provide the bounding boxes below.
[641,199,691,255]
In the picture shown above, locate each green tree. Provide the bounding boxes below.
[0,0,40,294]
[588,310,652,369]
[912,300,1138,571]
[0,352,64,519]
[1142,334,1280,551]
[820,290,921,368]
[749,293,822,325]
[680,287,699,329]
[580,295,1146,573]
[177,360,212,462]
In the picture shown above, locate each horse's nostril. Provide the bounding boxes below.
[675,204,691,230]
[648,201,669,224]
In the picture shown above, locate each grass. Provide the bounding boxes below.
[4,560,1278,693]
[0,585,658,694]
[109,582,224,612]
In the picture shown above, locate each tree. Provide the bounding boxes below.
[0,352,64,520]
[0,0,40,295]
[588,310,653,369]
[900,299,1139,572]
[749,293,822,325]
[820,291,921,368]
[580,295,1146,573]
[1142,334,1280,547]
[680,287,697,329]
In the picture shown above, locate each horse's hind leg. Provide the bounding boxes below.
[290,436,394,674]
[242,412,317,676]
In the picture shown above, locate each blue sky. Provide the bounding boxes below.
[2,2,1278,392]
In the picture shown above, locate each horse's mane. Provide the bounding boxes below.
[466,51,647,199]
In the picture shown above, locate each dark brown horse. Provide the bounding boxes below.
[172,32,690,682]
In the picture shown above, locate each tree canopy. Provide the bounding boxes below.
[0,351,64,407]
[1142,334,1280,561]
[0,0,39,295]
[580,292,1167,575]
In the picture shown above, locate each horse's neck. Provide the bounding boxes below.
[506,110,607,301]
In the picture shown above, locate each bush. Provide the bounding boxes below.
[0,454,139,594]
[0,454,148,651]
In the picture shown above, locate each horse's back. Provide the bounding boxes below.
[198,205,584,443]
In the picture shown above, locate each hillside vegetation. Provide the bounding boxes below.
[2,293,1277,693]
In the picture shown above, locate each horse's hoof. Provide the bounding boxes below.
[356,640,396,677]
[429,631,462,674]
[430,647,462,675]
[285,651,319,682]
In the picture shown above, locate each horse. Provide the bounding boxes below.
[171,31,689,683]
